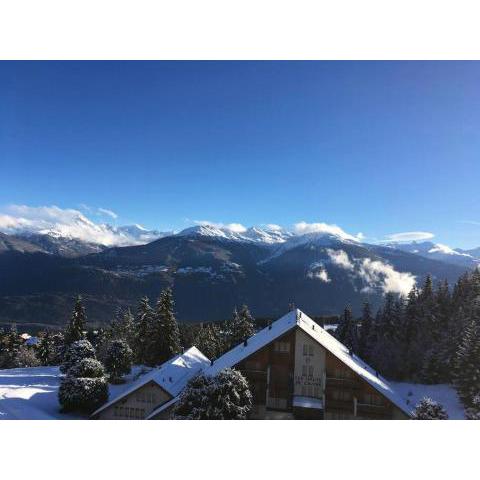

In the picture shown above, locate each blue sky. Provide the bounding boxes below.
[1,61,480,248]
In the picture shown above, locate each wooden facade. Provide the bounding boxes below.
[236,326,409,420]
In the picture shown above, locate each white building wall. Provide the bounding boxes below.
[293,329,326,398]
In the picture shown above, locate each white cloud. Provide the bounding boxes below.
[264,224,283,232]
[385,231,435,242]
[97,208,118,220]
[324,246,416,296]
[294,221,363,242]
[358,258,416,296]
[307,268,331,282]
[195,220,247,233]
[326,249,354,270]
[0,204,157,247]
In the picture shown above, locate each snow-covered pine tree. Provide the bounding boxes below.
[419,348,445,384]
[193,323,224,360]
[335,305,359,354]
[172,368,252,420]
[148,287,181,366]
[465,394,480,420]
[16,344,41,367]
[133,296,154,365]
[0,324,22,368]
[64,296,87,346]
[454,319,480,406]
[105,339,133,384]
[412,397,449,419]
[60,339,96,374]
[58,357,109,414]
[37,331,55,365]
[110,308,135,346]
[230,305,255,348]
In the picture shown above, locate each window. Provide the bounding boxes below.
[274,341,290,353]
[308,365,314,377]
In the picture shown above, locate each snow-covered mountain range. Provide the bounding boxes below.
[383,241,480,268]
[3,218,480,269]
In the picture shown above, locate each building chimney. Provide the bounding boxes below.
[268,323,272,330]
[210,359,214,366]
[312,324,315,330]
[243,339,248,347]
[375,370,379,378]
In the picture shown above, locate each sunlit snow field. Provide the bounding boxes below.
[0,366,148,420]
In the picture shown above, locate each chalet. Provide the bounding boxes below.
[91,346,210,419]
[147,309,412,420]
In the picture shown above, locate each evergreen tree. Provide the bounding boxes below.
[133,296,153,365]
[412,397,449,419]
[0,324,22,368]
[105,339,133,384]
[37,331,55,365]
[419,349,445,384]
[465,395,480,420]
[60,339,96,374]
[110,308,135,347]
[335,305,359,353]
[64,296,87,346]
[58,357,108,414]
[230,305,255,347]
[454,319,480,406]
[193,323,224,360]
[358,301,374,361]
[148,287,181,366]
[172,368,252,420]
[370,294,404,379]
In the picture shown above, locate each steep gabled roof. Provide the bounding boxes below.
[91,346,210,418]
[146,309,412,419]
[294,310,412,416]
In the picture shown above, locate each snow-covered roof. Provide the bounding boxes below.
[204,309,411,416]
[91,346,210,417]
[146,309,412,419]
[25,336,39,346]
[293,310,412,416]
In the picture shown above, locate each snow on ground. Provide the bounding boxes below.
[0,365,150,420]
[390,381,466,419]
[0,365,467,420]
